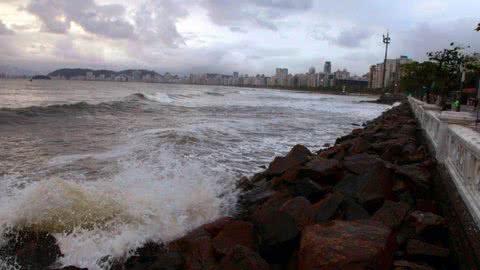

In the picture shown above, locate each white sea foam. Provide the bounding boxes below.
[143,93,175,104]
[0,148,238,270]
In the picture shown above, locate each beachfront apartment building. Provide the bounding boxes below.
[368,56,413,89]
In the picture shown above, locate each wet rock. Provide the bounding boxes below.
[393,260,434,270]
[280,196,315,230]
[290,178,327,202]
[395,163,432,193]
[317,145,347,160]
[372,200,411,229]
[406,239,449,258]
[168,229,216,270]
[349,137,371,154]
[202,217,234,238]
[299,220,395,270]
[300,158,343,185]
[124,247,185,270]
[341,197,370,220]
[343,153,381,175]
[356,162,394,212]
[252,207,299,263]
[264,145,311,176]
[408,211,446,235]
[332,174,364,197]
[312,192,344,223]
[0,230,62,270]
[216,245,269,270]
[212,220,256,255]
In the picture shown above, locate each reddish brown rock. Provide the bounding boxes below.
[372,200,411,229]
[212,220,256,255]
[291,178,328,202]
[343,153,381,175]
[349,137,371,154]
[312,192,344,223]
[216,245,270,270]
[301,158,343,184]
[299,220,395,270]
[280,196,315,230]
[341,197,370,220]
[408,211,446,234]
[356,162,394,212]
[252,207,299,263]
[202,217,234,238]
[393,260,434,270]
[264,145,311,176]
[406,239,449,258]
[168,229,216,270]
[395,163,432,192]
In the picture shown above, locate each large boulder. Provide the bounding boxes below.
[312,192,344,223]
[212,220,256,255]
[300,158,343,185]
[252,207,299,263]
[264,145,311,176]
[299,220,395,270]
[343,153,381,175]
[0,230,62,270]
[290,178,328,203]
[167,229,216,270]
[406,239,449,258]
[216,245,270,270]
[372,200,411,229]
[280,196,315,230]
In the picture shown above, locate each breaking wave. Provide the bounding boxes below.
[0,148,238,270]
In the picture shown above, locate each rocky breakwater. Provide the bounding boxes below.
[1,103,457,270]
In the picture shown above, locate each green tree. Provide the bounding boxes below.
[476,23,480,31]
[427,43,468,107]
[400,61,438,97]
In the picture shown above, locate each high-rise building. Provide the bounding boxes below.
[275,68,288,77]
[324,61,332,74]
[368,56,413,89]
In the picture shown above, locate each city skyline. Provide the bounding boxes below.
[0,0,479,76]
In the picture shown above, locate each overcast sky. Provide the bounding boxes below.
[0,0,478,76]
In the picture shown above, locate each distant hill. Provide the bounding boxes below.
[31,75,51,80]
[47,68,160,79]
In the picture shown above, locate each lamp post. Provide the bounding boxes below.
[382,32,391,90]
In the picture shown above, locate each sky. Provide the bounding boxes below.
[0,0,479,76]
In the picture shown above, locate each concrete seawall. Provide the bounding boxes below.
[409,97,480,269]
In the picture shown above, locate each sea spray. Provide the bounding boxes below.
[0,148,238,270]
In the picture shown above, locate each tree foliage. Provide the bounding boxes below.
[476,23,480,32]
[426,43,468,105]
[399,61,437,94]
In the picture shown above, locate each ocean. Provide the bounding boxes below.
[0,79,388,269]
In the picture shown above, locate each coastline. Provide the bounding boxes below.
[0,101,455,270]
[0,78,381,100]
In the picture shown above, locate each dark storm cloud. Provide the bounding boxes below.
[0,20,15,35]
[201,0,313,32]
[312,27,374,48]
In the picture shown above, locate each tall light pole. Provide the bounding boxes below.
[382,32,391,90]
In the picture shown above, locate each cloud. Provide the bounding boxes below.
[25,0,189,47]
[0,20,15,35]
[26,0,135,38]
[315,27,374,48]
[396,18,480,61]
[201,0,313,31]
[133,0,189,47]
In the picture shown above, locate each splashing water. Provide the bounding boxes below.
[0,148,238,270]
